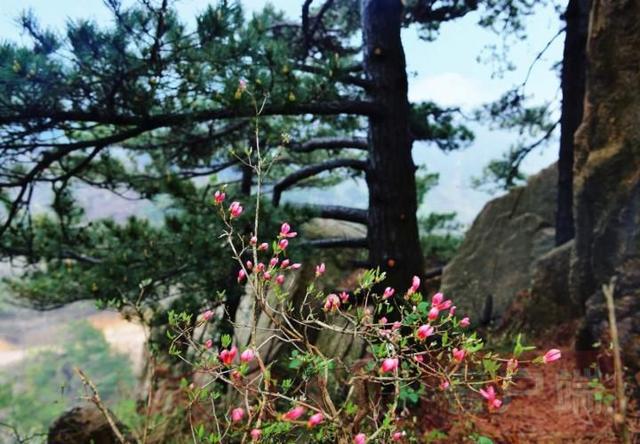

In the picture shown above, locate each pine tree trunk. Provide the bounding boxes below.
[361,0,425,293]
[556,0,590,246]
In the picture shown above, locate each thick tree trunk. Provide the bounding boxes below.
[571,0,640,373]
[361,0,425,293]
[556,0,590,246]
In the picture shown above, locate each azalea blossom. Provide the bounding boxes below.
[240,349,255,363]
[258,243,269,251]
[452,347,465,363]
[256,263,265,272]
[278,239,289,250]
[479,385,503,411]
[280,222,298,238]
[354,433,367,444]
[459,317,470,328]
[246,261,253,270]
[220,346,238,365]
[231,407,244,422]
[291,263,302,270]
[324,294,341,312]
[263,272,271,281]
[416,324,434,340]
[250,428,261,441]
[307,412,324,427]
[542,348,561,364]
[392,431,406,441]
[407,275,420,295]
[339,291,349,303]
[383,287,395,299]
[237,269,246,283]
[449,305,457,316]
[269,257,279,267]
[315,263,326,277]
[431,292,453,311]
[214,190,225,204]
[428,306,440,321]
[250,236,258,245]
[275,274,285,285]
[380,357,399,373]
[283,406,305,421]
[229,201,243,218]
[281,259,290,268]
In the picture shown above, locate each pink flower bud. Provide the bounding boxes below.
[307,412,324,427]
[220,346,237,365]
[281,259,290,268]
[379,316,388,325]
[204,339,213,349]
[258,243,269,251]
[231,407,244,422]
[339,291,349,303]
[240,349,255,363]
[245,261,253,270]
[250,236,258,245]
[414,354,424,363]
[392,431,405,441]
[202,310,214,321]
[315,263,325,277]
[383,287,395,299]
[416,324,434,340]
[380,357,399,373]
[229,201,243,218]
[291,263,302,270]
[262,272,271,281]
[459,317,470,328]
[214,190,226,204]
[439,380,450,390]
[275,274,285,285]
[256,262,265,272]
[269,257,279,267]
[250,429,261,441]
[407,275,420,295]
[428,306,440,321]
[278,239,289,250]
[542,348,561,364]
[237,269,246,283]
[479,385,502,411]
[392,321,402,330]
[354,433,367,444]
[323,294,340,312]
[449,305,457,316]
[282,406,305,421]
[452,348,465,363]
[432,292,444,306]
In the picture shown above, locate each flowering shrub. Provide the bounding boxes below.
[166,92,561,443]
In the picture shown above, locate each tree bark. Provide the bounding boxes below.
[556,0,590,246]
[361,0,424,294]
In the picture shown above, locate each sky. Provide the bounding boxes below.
[0,0,566,225]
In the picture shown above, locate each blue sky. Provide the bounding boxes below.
[0,0,565,224]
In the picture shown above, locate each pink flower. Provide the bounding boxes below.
[407,275,420,295]
[431,292,453,311]
[246,261,253,270]
[202,310,214,321]
[262,272,271,281]
[291,263,302,270]
[278,239,289,250]
[204,339,213,349]
[258,243,269,252]
[428,306,440,321]
[280,222,297,238]
[231,407,244,422]
[214,190,225,204]
[283,406,305,421]
[315,263,325,277]
[256,262,265,272]
[237,269,246,283]
[238,78,247,91]
[383,287,395,299]
[229,201,243,218]
[459,317,470,328]
[250,428,261,441]
[354,433,367,444]
[250,236,258,245]
[240,349,255,363]
[416,324,434,340]
[269,257,279,268]
[380,357,399,373]
[379,316,388,325]
[452,348,465,363]
[275,274,285,285]
[339,291,349,303]
[392,431,405,441]
[391,321,402,330]
[449,305,456,316]
[281,259,290,268]
[542,349,561,364]
[323,294,340,312]
[220,346,238,365]
[307,412,324,427]
[479,385,502,411]
[414,354,424,363]
[440,380,450,390]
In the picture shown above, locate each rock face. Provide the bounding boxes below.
[440,164,558,324]
[48,404,130,444]
[571,0,640,371]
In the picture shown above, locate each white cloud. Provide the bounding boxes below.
[408,72,496,108]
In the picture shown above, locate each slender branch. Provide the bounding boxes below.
[272,158,367,206]
[303,237,368,249]
[287,136,368,153]
[302,204,368,224]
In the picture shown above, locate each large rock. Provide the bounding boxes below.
[571,0,640,372]
[48,404,131,444]
[440,164,558,324]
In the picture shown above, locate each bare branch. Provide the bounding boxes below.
[303,204,368,224]
[287,136,368,153]
[303,237,368,249]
